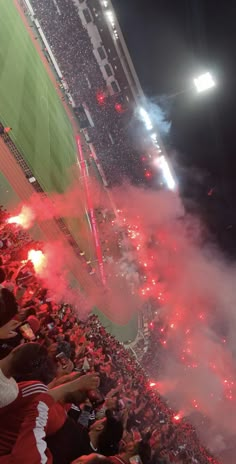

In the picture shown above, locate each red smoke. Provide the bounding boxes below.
[7,178,236,460]
[110,184,236,459]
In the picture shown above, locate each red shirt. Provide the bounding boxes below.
[110,457,127,464]
[0,393,54,464]
[0,381,66,456]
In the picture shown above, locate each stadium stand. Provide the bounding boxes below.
[0,206,220,464]
[0,3,221,463]
[28,0,142,184]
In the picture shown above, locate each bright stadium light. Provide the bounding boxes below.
[154,156,176,191]
[139,107,153,131]
[151,132,157,141]
[106,10,115,27]
[194,72,215,93]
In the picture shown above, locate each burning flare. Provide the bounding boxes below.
[28,249,46,274]
[7,205,34,229]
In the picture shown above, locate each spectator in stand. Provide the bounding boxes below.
[0,320,20,342]
[0,373,100,464]
[46,407,123,464]
[0,287,18,328]
[0,204,220,464]
[72,455,113,464]
[29,0,141,184]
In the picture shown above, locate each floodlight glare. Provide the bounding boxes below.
[106,10,115,26]
[151,133,157,141]
[194,72,215,93]
[155,156,176,191]
[139,107,153,131]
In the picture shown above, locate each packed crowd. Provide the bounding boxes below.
[0,203,220,464]
[29,0,140,183]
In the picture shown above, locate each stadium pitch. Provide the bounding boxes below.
[0,0,138,342]
[0,0,96,261]
[0,3,75,193]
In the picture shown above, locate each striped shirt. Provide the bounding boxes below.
[0,381,52,456]
[0,393,54,464]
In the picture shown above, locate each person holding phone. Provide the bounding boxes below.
[0,320,20,341]
[18,322,36,341]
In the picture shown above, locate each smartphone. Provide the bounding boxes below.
[56,351,69,368]
[129,456,142,464]
[47,322,54,330]
[58,306,66,320]
[87,389,105,408]
[19,322,36,341]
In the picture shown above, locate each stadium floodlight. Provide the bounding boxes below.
[154,156,176,191]
[151,132,157,141]
[194,72,215,93]
[106,10,115,27]
[139,107,153,131]
[103,0,108,7]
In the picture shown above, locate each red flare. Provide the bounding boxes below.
[173,411,184,422]
[7,205,34,229]
[28,249,46,274]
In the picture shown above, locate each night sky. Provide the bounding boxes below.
[112,0,236,256]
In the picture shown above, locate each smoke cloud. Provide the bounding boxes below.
[137,97,171,135]
[9,177,236,461]
[110,184,236,463]
[31,241,92,318]
[148,98,171,135]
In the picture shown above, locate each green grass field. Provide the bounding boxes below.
[0,2,75,193]
[0,0,96,261]
[0,1,138,342]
